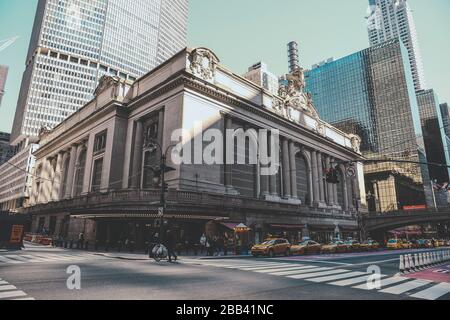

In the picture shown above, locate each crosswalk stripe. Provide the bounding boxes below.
[306,271,366,283]
[288,269,349,280]
[0,281,8,285]
[252,266,315,274]
[0,285,17,291]
[239,264,300,271]
[20,255,50,262]
[224,263,287,269]
[411,283,450,300]
[353,276,409,290]
[379,280,433,295]
[3,255,33,262]
[31,254,79,261]
[0,256,24,264]
[0,290,27,299]
[329,274,387,287]
[270,267,330,276]
[268,266,317,276]
[13,297,35,300]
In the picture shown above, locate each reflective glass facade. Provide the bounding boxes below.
[11,0,188,145]
[367,0,425,91]
[305,39,431,212]
[0,65,8,108]
[416,90,450,183]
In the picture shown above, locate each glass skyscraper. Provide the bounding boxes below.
[0,65,8,108]
[367,0,425,91]
[305,39,432,212]
[416,90,450,183]
[11,0,188,146]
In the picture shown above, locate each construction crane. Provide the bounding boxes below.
[0,36,19,53]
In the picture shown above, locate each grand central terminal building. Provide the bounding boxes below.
[22,47,367,248]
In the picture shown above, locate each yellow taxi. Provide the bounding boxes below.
[321,240,348,254]
[251,238,291,258]
[290,240,322,256]
[360,240,380,251]
[387,239,410,250]
[344,239,362,252]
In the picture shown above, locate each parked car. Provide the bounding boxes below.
[360,240,380,251]
[437,239,446,247]
[417,239,431,248]
[321,240,348,254]
[290,240,322,256]
[387,239,408,250]
[344,240,362,252]
[251,238,291,258]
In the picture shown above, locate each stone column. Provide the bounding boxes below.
[332,158,339,206]
[260,131,269,198]
[51,153,63,201]
[224,116,233,189]
[59,152,69,200]
[289,141,298,199]
[311,151,319,205]
[317,152,325,203]
[65,145,77,199]
[325,156,334,206]
[282,138,291,198]
[131,121,144,189]
[342,168,349,211]
[269,132,278,196]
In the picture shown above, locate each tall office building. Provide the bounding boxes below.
[367,0,425,91]
[416,90,450,183]
[0,132,14,166]
[440,103,450,138]
[305,39,433,212]
[0,65,8,108]
[11,0,188,146]
[243,61,279,96]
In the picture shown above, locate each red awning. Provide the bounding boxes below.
[220,222,240,230]
[269,224,306,230]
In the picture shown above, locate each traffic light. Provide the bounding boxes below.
[162,182,169,193]
[326,167,340,184]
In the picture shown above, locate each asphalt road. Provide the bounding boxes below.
[1,245,450,301]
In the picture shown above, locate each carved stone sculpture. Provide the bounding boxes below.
[188,47,219,81]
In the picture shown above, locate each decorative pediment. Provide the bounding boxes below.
[349,134,362,154]
[94,75,119,97]
[274,67,320,122]
[188,47,220,82]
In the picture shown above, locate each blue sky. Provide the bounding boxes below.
[1,0,449,133]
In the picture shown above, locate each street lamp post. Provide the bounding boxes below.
[145,140,176,242]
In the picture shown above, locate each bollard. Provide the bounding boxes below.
[418,253,424,270]
[414,254,420,271]
[408,254,415,271]
[399,255,405,274]
[404,254,410,273]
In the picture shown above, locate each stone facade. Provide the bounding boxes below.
[24,47,366,246]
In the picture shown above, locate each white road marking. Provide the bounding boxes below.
[0,281,8,285]
[0,290,27,299]
[13,297,36,300]
[306,271,366,283]
[288,269,349,280]
[379,279,433,295]
[238,264,298,271]
[0,285,17,291]
[243,265,307,273]
[411,283,450,300]
[0,255,24,264]
[269,267,330,276]
[353,276,409,290]
[329,274,387,287]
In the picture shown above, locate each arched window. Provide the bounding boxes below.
[296,153,310,204]
[61,156,70,197]
[231,129,257,198]
[336,168,346,207]
[142,149,159,189]
[74,149,87,196]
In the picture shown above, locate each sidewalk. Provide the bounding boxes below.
[22,241,252,261]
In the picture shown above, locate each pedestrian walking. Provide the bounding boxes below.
[200,233,207,254]
[165,229,177,262]
[78,232,84,250]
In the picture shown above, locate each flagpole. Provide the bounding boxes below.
[431,180,438,212]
